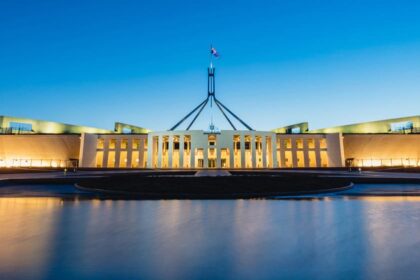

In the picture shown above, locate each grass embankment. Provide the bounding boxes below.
[76,172,352,199]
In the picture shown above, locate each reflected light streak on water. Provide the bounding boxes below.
[0,196,419,280]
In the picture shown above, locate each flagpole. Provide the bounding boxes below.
[209,44,213,68]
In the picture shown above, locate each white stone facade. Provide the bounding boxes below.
[147,130,278,169]
[79,134,148,168]
[0,131,344,169]
[144,130,343,169]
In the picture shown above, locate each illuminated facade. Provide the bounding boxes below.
[1,65,419,169]
[1,114,419,169]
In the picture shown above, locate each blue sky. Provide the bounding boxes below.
[1,0,420,131]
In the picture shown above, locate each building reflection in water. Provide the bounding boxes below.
[0,196,419,279]
[0,198,61,279]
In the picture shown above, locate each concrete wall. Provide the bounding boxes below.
[0,134,80,167]
[343,134,420,166]
[79,133,98,168]
[326,133,345,167]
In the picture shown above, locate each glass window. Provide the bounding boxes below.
[291,127,301,134]
[297,151,304,167]
[284,151,293,167]
[131,151,139,168]
[296,139,303,149]
[390,121,413,132]
[319,139,327,149]
[245,142,251,150]
[283,139,291,149]
[121,139,128,149]
[208,135,216,146]
[107,151,115,167]
[307,139,315,149]
[308,151,316,167]
[9,122,32,132]
[122,127,132,134]
[119,151,127,167]
[109,139,116,149]
[97,139,104,149]
[96,151,103,167]
[320,150,328,167]
[132,139,140,149]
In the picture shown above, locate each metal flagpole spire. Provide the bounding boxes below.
[168,46,254,131]
[209,43,213,69]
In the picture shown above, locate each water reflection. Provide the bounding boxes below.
[0,196,419,279]
[0,198,61,279]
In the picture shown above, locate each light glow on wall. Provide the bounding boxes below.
[0,158,73,168]
[354,158,420,167]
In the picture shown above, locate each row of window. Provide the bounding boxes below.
[161,141,264,151]
[162,142,191,151]
[157,135,271,151]
[281,150,329,168]
[97,138,147,150]
[278,138,327,149]
[157,137,326,151]
[96,150,147,168]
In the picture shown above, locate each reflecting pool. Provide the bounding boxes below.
[0,188,419,279]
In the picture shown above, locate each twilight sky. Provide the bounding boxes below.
[1,0,420,131]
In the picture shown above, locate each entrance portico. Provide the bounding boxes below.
[147,130,278,169]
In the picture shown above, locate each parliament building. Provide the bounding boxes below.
[1,66,419,169]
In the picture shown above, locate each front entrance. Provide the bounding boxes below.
[208,159,216,168]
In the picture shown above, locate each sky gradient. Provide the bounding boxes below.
[1,0,420,131]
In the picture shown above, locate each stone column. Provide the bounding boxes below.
[157,135,163,168]
[168,134,173,168]
[139,138,145,168]
[190,136,195,168]
[251,134,257,168]
[179,135,184,168]
[279,138,286,168]
[240,134,245,168]
[292,138,298,168]
[230,138,235,169]
[262,136,267,168]
[147,135,153,168]
[303,138,310,168]
[115,139,121,168]
[204,146,208,168]
[271,135,278,168]
[103,138,109,167]
[216,146,221,168]
[315,138,321,167]
[126,138,133,168]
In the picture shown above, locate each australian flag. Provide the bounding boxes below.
[210,47,220,57]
